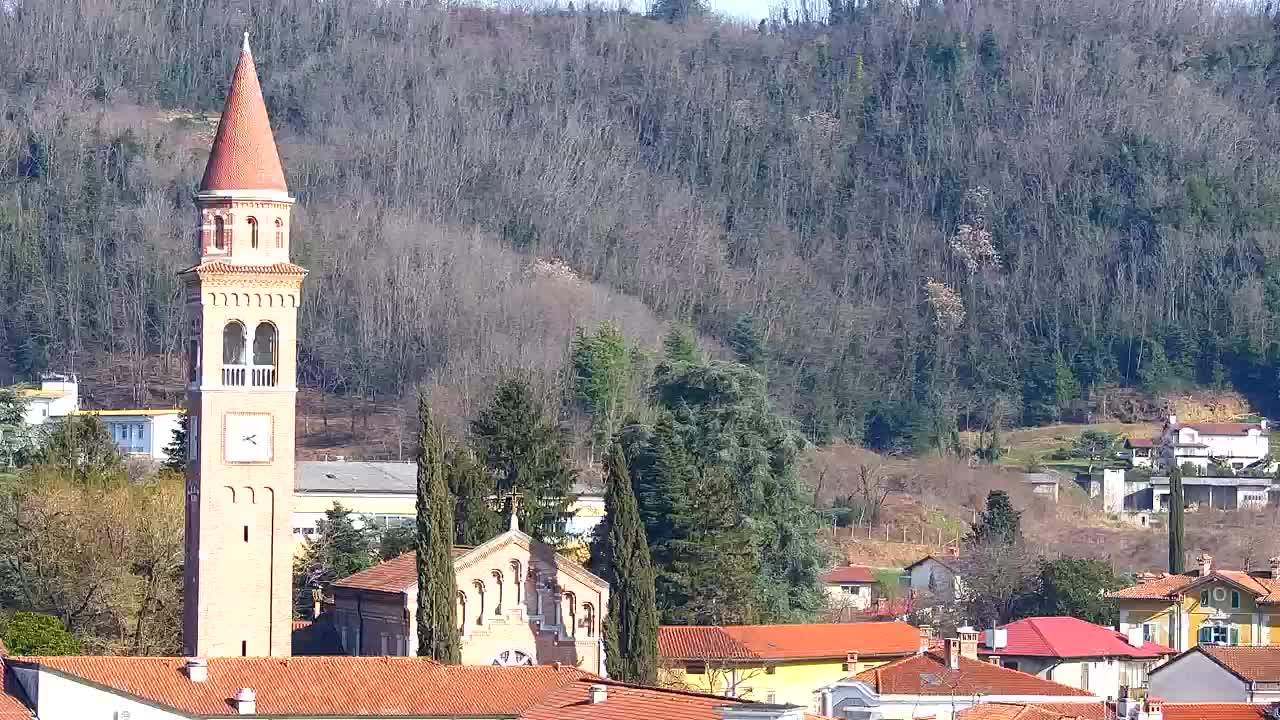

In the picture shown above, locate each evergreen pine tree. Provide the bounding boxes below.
[662,326,699,363]
[162,412,188,473]
[415,393,461,663]
[602,442,659,685]
[969,490,1022,545]
[1169,465,1185,574]
[470,378,574,544]
[447,446,500,546]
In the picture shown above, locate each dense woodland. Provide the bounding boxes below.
[4,0,1280,452]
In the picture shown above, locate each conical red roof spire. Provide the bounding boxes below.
[200,33,287,192]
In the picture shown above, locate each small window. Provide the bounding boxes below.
[274,218,284,248]
[241,640,247,656]
[214,217,226,250]
[1005,660,1020,672]
[248,217,259,249]
[686,662,706,675]
[243,525,249,543]
[1232,591,1241,609]
[1200,590,1210,606]
[1143,623,1156,642]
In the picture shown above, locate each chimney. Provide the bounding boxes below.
[714,704,806,720]
[1197,553,1214,577]
[945,638,962,670]
[1126,627,1145,647]
[185,657,208,683]
[918,625,936,654]
[589,684,608,705]
[1270,557,1280,579]
[957,626,980,660]
[233,688,256,715]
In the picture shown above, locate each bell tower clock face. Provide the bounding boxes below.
[223,413,274,463]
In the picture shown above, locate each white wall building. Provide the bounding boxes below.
[18,373,79,425]
[1158,416,1271,473]
[88,409,183,461]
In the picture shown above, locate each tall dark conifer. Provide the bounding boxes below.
[415,393,461,663]
[1169,464,1185,574]
[447,446,501,546]
[602,441,659,684]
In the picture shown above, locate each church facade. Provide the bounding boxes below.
[332,527,609,674]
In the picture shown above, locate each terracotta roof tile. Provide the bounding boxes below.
[660,622,919,662]
[0,664,29,720]
[1173,423,1260,436]
[1125,438,1156,448]
[821,566,877,584]
[519,678,762,720]
[201,40,287,192]
[957,703,1090,720]
[981,617,1173,659]
[1162,704,1269,720]
[180,260,308,276]
[1192,645,1280,682]
[852,651,1093,696]
[1110,569,1280,604]
[1035,702,1109,720]
[13,656,587,717]
[332,549,472,593]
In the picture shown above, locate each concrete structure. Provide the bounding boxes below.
[1150,475,1270,512]
[1022,472,1061,503]
[905,553,973,603]
[330,521,608,674]
[1126,437,1155,469]
[1157,415,1271,473]
[181,35,303,658]
[17,373,79,425]
[819,566,878,609]
[1147,645,1280,702]
[292,459,606,546]
[1110,553,1280,652]
[659,622,920,711]
[977,617,1174,699]
[816,629,1099,720]
[87,408,183,461]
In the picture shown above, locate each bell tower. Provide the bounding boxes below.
[181,33,303,658]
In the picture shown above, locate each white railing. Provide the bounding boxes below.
[222,364,277,387]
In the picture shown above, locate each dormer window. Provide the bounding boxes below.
[248,217,259,249]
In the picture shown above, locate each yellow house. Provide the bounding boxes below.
[1110,553,1280,652]
[658,621,921,712]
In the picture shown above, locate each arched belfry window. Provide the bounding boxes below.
[252,322,278,387]
[248,217,259,249]
[274,218,284,249]
[222,321,247,386]
[214,217,226,251]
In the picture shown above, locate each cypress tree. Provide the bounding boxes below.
[1169,465,1185,574]
[415,392,461,663]
[602,441,659,684]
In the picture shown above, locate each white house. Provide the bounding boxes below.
[1125,437,1155,469]
[86,408,183,462]
[816,630,1100,720]
[1147,645,1280,703]
[820,565,879,609]
[17,373,79,425]
[1158,415,1271,473]
[904,553,973,603]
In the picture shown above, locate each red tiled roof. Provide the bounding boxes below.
[0,669,29,720]
[821,566,877,584]
[957,703,1094,720]
[13,656,588,717]
[1035,702,1109,720]
[1110,569,1280,604]
[519,678,763,720]
[291,620,312,631]
[659,622,920,662]
[981,617,1173,659]
[179,260,308,276]
[332,549,471,593]
[852,651,1092,696]
[1125,438,1156,448]
[1191,645,1280,682]
[1173,422,1260,436]
[200,39,287,192]
[1162,704,1269,720]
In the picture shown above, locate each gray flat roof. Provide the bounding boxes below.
[1149,475,1272,488]
[295,460,603,496]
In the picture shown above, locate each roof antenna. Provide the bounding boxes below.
[243,31,251,54]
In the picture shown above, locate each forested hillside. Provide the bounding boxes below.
[4,0,1280,451]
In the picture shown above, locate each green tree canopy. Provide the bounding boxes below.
[1019,557,1125,626]
[571,322,633,451]
[293,503,375,615]
[1,611,82,655]
[162,411,188,473]
[1070,430,1122,472]
[602,442,659,684]
[448,446,500,546]
[34,414,122,483]
[969,490,1022,546]
[415,393,461,663]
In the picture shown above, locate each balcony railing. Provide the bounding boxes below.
[222,364,277,387]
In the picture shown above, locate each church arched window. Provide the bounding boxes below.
[582,602,595,637]
[274,218,284,248]
[252,323,278,387]
[457,591,467,634]
[248,217,259,249]
[223,321,247,365]
[214,217,226,251]
[473,580,486,626]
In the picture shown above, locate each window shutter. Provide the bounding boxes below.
[1198,626,1212,643]
[1232,591,1240,609]
[1230,626,1240,645]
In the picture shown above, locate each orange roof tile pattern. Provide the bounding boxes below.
[1110,569,1280,603]
[1162,704,1268,720]
[519,678,762,720]
[180,260,308,276]
[1172,422,1261,436]
[332,548,472,593]
[1194,645,1280,682]
[956,703,1088,720]
[200,39,288,192]
[14,656,588,717]
[981,616,1173,659]
[659,622,920,662]
[821,566,877,584]
[852,651,1092,696]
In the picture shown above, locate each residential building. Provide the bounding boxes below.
[959,699,1274,720]
[1126,437,1156,469]
[293,459,605,547]
[180,34,303,658]
[16,373,78,425]
[87,408,183,461]
[0,655,821,720]
[820,566,879,609]
[977,616,1174,698]
[658,621,920,710]
[330,518,609,673]
[905,553,974,603]
[816,629,1099,720]
[1147,645,1280,702]
[1109,553,1280,652]
[1157,415,1271,473]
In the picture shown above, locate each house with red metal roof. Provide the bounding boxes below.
[816,629,1100,720]
[976,616,1174,699]
[1147,644,1280,703]
[659,622,921,712]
